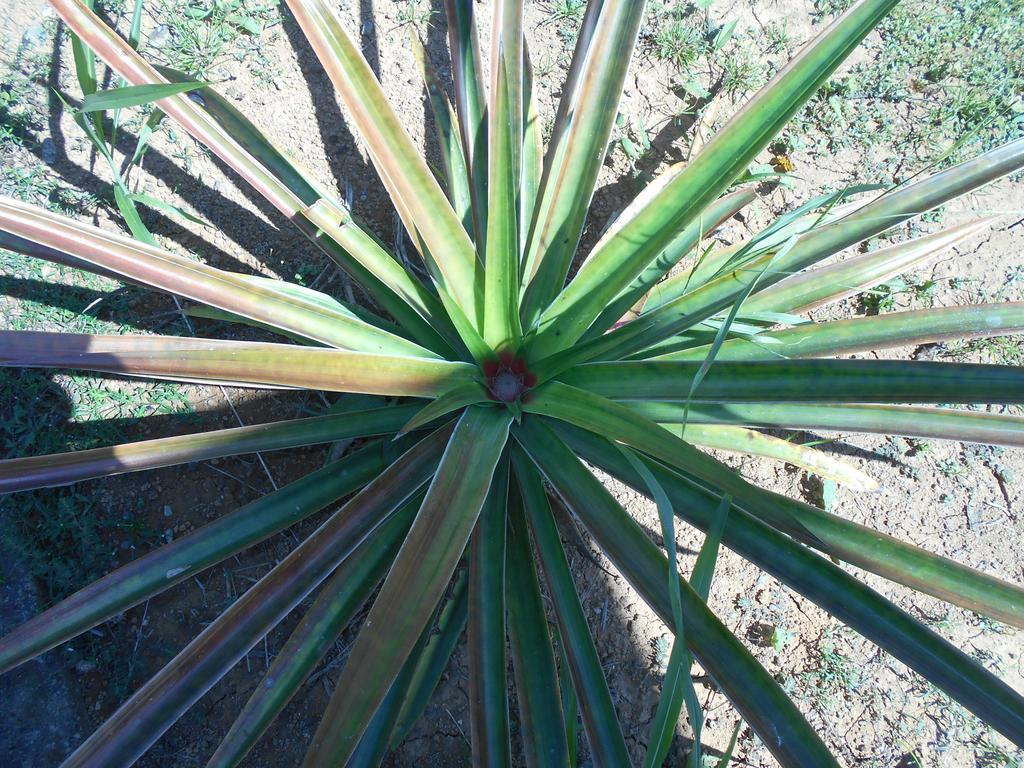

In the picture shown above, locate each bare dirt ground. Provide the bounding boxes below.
[1,1,1023,766]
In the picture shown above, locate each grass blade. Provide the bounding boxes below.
[79,81,209,112]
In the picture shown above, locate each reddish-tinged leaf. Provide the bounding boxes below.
[0,331,475,396]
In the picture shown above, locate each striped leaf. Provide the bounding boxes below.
[57,427,450,768]
[511,446,632,767]
[0,197,433,358]
[283,0,483,327]
[0,331,475,396]
[513,419,838,767]
[525,0,901,358]
[0,405,419,494]
[303,406,513,766]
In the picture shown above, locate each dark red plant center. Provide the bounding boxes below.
[483,351,536,404]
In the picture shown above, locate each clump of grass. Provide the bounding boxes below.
[800,627,864,710]
[720,47,767,96]
[797,0,1024,175]
[149,0,280,79]
[549,0,587,24]
[653,19,707,70]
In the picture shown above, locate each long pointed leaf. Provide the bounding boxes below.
[283,0,483,327]
[206,499,418,768]
[513,419,838,767]
[409,34,473,231]
[303,406,513,766]
[525,0,900,357]
[559,421,1024,748]
[520,0,647,325]
[584,188,757,339]
[346,614,436,768]
[468,456,512,768]
[58,427,451,768]
[560,358,1024,403]
[670,424,878,490]
[483,0,524,350]
[505,486,569,768]
[444,0,488,244]
[52,1,455,355]
[79,81,209,112]
[511,447,632,768]
[528,384,1024,628]
[744,217,996,315]
[0,440,396,674]
[0,197,433,357]
[0,404,420,494]
[534,135,1024,376]
[0,331,475,396]
[658,302,1024,362]
[634,401,1024,449]
[390,570,469,745]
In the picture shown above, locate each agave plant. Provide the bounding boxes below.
[2,0,1024,765]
